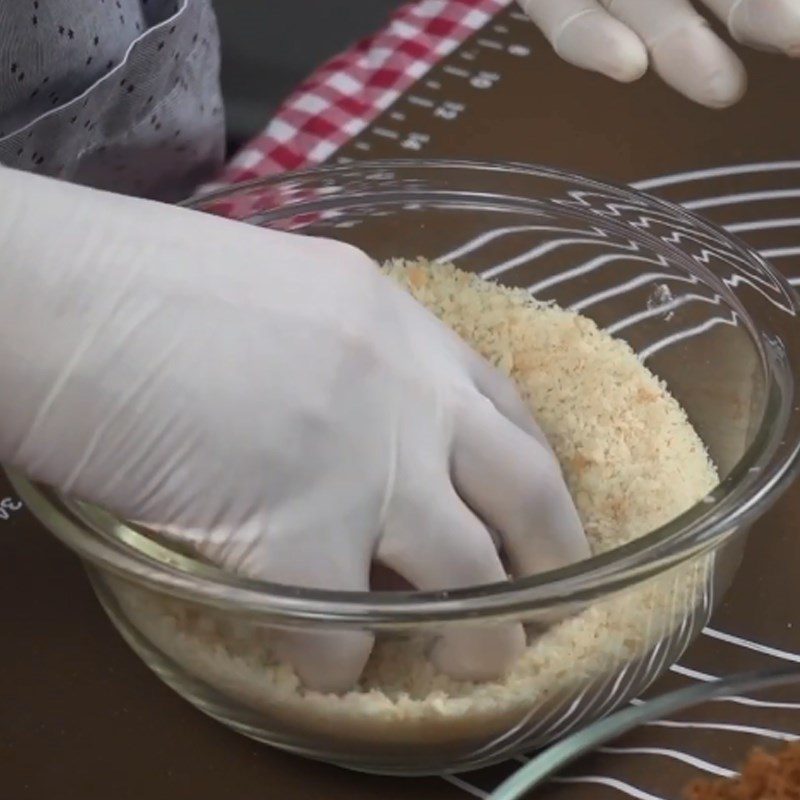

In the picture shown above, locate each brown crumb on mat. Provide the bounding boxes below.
[684,741,800,800]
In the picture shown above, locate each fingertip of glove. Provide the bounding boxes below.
[651,25,747,108]
[603,48,648,84]
[555,12,648,83]
[729,0,800,57]
[600,25,649,83]
[431,622,526,682]
[276,629,374,694]
[682,55,748,109]
[702,67,748,109]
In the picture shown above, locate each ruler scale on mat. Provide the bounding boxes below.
[336,9,538,164]
[4,5,800,800]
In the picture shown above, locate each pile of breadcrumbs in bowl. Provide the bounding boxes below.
[111,258,719,745]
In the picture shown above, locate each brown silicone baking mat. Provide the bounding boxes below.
[3,6,800,799]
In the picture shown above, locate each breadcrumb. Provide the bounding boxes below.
[684,741,800,800]
[109,259,718,748]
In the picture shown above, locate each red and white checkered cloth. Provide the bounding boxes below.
[212,0,510,187]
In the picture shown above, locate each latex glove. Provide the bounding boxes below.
[519,0,800,108]
[0,169,590,692]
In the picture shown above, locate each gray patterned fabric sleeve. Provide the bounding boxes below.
[0,0,224,201]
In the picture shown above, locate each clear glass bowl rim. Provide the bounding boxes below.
[8,158,800,625]
[489,665,800,800]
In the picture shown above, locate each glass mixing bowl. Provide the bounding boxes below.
[8,160,800,775]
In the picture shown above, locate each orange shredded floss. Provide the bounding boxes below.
[684,741,800,800]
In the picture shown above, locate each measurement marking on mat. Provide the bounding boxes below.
[389,110,406,121]
[509,10,530,21]
[400,131,430,151]
[553,775,667,800]
[443,775,488,799]
[477,38,503,50]
[354,141,371,151]
[444,64,470,77]
[702,627,800,663]
[599,747,734,779]
[508,43,531,56]
[760,245,800,259]
[493,23,509,33]
[434,100,465,121]
[408,95,434,108]
[373,127,399,140]
[425,79,441,90]
[646,719,799,740]
[0,496,23,521]
[470,70,501,89]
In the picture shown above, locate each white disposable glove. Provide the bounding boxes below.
[519,0,800,108]
[0,169,590,692]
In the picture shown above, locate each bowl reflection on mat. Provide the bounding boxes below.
[7,160,800,775]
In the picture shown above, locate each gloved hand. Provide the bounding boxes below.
[519,0,800,108]
[0,169,590,692]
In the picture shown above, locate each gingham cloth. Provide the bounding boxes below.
[212,0,510,187]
